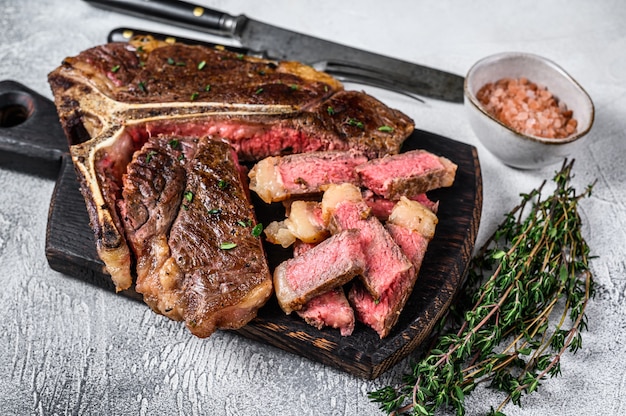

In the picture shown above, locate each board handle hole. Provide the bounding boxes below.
[0,92,35,128]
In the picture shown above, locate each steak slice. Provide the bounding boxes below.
[122,136,272,337]
[325,187,414,300]
[273,229,366,314]
[248,149,368,203]
[292,241,356,336]
[356,149,457,200]
[297,288,356,337]
[349,198,437,338]
[119,135,190,319]
[47,37,414,301]
[171,138,272,337]
[362,190,439,220]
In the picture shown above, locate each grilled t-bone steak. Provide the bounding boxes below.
[47,36,414,336]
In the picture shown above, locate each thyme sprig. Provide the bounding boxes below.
[369,160,595,416]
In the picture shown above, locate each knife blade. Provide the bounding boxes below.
[84,0,464,103]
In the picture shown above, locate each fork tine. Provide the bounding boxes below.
[329,73,425,103]
[321,60,431,89]
[314,60,427,102]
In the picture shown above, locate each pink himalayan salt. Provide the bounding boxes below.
[476,77,578,139]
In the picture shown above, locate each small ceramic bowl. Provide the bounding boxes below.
[464,52,594,169]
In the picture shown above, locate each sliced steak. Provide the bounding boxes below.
[273,229,366,314]
[170,137,272,337]
[349,198,437,338]
[356,149,457,200]
[292,241,356,336]
[120,136,272,337]
[327,192,413,300]
[297,288,356,337]
[118,135,191,319]
[248,149,368,203]
[362,189,439,220]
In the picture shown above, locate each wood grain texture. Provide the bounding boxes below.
[0,81,68,179]
[45,128,482,379]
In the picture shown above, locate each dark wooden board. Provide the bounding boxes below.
[46,128,482,379]
[0,80,68,179]
[2,78,481,380]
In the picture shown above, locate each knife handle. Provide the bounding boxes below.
[84,0,246,38]
[108,27,267,58]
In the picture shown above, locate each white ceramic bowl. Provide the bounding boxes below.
[464,52,594,169]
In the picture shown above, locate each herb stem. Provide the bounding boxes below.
[369,160,595,416]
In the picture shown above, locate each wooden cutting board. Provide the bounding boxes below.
[1,80,482,380]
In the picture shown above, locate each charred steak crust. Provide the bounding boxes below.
[120,135,191,319]
[122,136,272,337]
[171,138,272,337]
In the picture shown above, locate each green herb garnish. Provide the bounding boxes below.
[347,118,364,129]
[251,223,263,237]
[220,242,237,250]
[197,60,206,70]
[167,57,175,65]
[145,150,156,163]
[183,191,194,203]
[138,81,146,92]
[168,139,180,149]
[327,106,335,116]
[255,88,264,95]
[378,125,394,132]
[190,92,199,101]
[111,64,120,73]
[207,208,221,215]
[205,84,211,92]
[218,179,229,189]
[369,160,595,416]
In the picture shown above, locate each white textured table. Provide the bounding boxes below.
[1,1,625,415]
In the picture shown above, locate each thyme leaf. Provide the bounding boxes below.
[347,117,364,129]
[220,242,237,250]
[218,179,229,190]
[251,223,263,237]
[145,150,156,163]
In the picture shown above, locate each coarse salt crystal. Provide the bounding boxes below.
[477,77,578,139]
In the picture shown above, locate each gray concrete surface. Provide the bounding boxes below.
[1,1,625,415]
